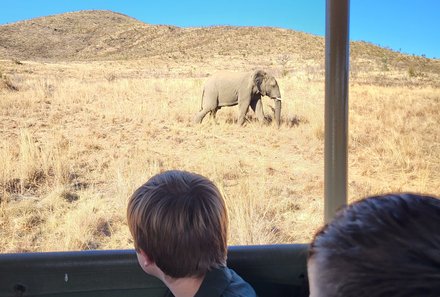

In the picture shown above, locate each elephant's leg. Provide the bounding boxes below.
[194,108,212,123]
[250,99,266,124]
[237,102,250,126]
[210,107,220,124]
[195,91,218,123]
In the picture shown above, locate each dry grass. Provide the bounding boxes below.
[348,85,440,196]
[1,58,438,253]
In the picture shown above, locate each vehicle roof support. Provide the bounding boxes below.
[324,0,350,222]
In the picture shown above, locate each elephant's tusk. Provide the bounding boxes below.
[275,97,282,101]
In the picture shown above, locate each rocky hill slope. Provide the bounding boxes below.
[0,10,438,78]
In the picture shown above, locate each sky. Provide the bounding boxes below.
[0,0,439,59]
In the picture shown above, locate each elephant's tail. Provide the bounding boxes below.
[199,88,205,111]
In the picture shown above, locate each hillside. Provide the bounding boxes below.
[0,10,322,60]
[1,10,439,83]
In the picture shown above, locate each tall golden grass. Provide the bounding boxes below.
[0,60,439,252]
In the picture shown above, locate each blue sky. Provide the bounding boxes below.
[0,1,439,59]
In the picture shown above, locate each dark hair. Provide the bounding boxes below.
[309,193,440,297]
[127,170,228,278]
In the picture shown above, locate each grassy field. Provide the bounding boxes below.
[0,59,439,253]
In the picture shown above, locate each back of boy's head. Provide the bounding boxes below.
[309,193,440,297]
[127,170,228,278]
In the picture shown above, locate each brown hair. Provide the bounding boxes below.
[127,170,228,278]
[309,193,440,297]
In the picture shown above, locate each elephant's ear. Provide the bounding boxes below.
[253,70,267,95]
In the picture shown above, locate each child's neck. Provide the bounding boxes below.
[163,274,205,297]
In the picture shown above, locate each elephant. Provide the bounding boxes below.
[194,70,282,126]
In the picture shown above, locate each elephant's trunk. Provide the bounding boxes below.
[274,98,282,127]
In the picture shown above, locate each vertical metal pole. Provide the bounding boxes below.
[325,0,350,222]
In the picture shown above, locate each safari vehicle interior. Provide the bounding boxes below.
[0,1,349,296]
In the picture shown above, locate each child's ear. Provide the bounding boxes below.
[138,249,153,267]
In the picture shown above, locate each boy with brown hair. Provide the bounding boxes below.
[127,170,257,297]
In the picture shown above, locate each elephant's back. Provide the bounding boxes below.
[205,71,249,93]
[207,71,249,84]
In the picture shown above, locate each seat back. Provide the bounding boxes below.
[0,244,309,297]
